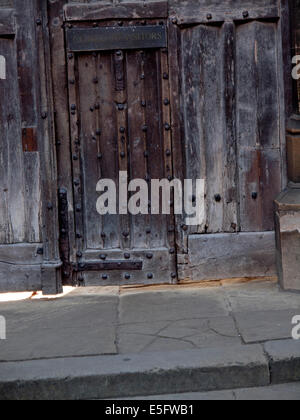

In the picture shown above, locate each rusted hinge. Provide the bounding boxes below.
[114,50,125,91]
[74,260,143,272]
[58,188,72,282]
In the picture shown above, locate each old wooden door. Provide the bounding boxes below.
[61,4,177,286]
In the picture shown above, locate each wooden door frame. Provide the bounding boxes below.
[37,0,63,294]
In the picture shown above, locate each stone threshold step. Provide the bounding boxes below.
[0,340,299,400]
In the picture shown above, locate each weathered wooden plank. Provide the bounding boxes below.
[168,21,186,254]
[236,21,280,150]
[172,8,279,26]
[180,25,205,236]
[181,23,237,234]
[0,243,43,265]
[199,25,226,234]
[238,148,282,232]
[236,21,282,232]
[14,0,42,245]
[78,53,102,249]
[97,52,120,250]
[221,22,238,232]
[170,0,277,8]
[0,38,26,244]
[126,49,149,249]
[0,264,42,292]
[186,232,277,281]
[0,8,15,36]
[14,1,37,127]
[144,49,167,248]
[170,0,279,25]
[23,152,41,243]
[64,1,168,21]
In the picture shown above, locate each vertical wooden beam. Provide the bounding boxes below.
[36,0,62,294]
[67,53,83,285]
[221,22,238,233]
[291,0,300,113]
[279,0,293,119]
[168,19,186,255]
[47,0,76,284]
[285,0,300,185]
[114,50,131,251]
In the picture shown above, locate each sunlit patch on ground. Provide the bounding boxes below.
[0,287,75,303]
[31,286,75,300]
[0,292,34,303]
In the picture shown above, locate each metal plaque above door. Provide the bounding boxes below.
[66,25,167,52]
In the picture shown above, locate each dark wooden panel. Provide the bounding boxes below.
[83,248,175,286]
[64,16,177,284]
[97,52,120,250]
[113,49,131,251]
[126,50,149,249]
[67,53,85,267]
[78,53,102,249]
[64,1,168,21]
[292,0,300,112]
[143,49,168,248]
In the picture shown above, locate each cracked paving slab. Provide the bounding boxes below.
[118,317,241,354]
[0,281,299,362]
[223,280,300,313]
[119,288,229,324]
[0,291,119,362]
[234,309,298,343]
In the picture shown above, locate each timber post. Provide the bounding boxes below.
[275,0,300,291]
[37,0,63,295]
